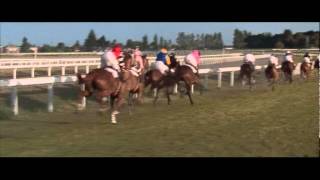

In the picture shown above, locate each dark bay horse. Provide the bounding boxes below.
[281,61,295,83]
[265,64,280,91]
[239,62,255,90]
[77,52,142,124]
[144,55,179,105]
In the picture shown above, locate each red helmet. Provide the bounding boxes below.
[112,44,122,58]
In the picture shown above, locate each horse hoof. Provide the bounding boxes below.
[112,111,119,115]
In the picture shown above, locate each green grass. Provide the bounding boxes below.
[0,71,319,157]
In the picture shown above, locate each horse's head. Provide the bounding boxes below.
[142,54,149,70]
[169,55,179,69]
[121,51,134,70]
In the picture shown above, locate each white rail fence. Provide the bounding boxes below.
[0,54,270,79]
[1,62,305,115]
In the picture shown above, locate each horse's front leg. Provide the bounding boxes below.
[96,91,109,112]
[128,92,133,116]
[111,95,125,124]
[153,88,159,106]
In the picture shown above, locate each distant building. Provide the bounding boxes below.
[4,45,20,53]
[223,45,234,50]
[29,47,38,53]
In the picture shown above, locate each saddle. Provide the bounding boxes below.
[183,63,198,74]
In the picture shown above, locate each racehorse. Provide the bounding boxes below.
[300,62,311,80]
[144,55,179,105]
[77,52,142,124]
[281,61,295,83]
[265,64,280,91]
[174,61,204,105]
[239,63,255,90]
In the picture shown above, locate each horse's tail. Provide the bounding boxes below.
[77,73,94,97]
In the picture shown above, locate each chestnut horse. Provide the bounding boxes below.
[300,62,312,80]
[281,61,295,83]
[77,52,142,124]
[265,64,280,91]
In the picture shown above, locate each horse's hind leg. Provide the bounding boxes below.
[166,87,171,105]
[128,92,133,116]
[185,83,194,105]
[137,83,144,104]
[289,73,293,84]
[153,89,159,106]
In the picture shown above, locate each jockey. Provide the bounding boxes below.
[284,51,294,63]
[269,54,279,67]
[131,46,144,76]
[154,48,171,75]
[302,52,312,66]
[243,53,256,71]
[100,44,122,79]
[184,50,201,75]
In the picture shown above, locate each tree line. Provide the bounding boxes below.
[16,29,319,53]
[233,29,319,49]
[17,29,224,52]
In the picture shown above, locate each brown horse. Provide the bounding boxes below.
[239,63,255,90]
[77,52,142,124]
[174,63,204,105]
[300,62,311,80]
[281,61,295,83]
[144,55,179,105]
[265,64,280,91]
[314,59,319,70]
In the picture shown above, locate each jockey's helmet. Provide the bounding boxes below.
[112,44,122,58]
[161,48,168,54]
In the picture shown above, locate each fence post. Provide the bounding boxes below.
[31,68,35,78]
[80,84,86,108]
[48,84,54,112]
[74,66,78,74]
[86,65,89,74]
[217,71,222,88]
[11,87,18,115]
[13,68,17,79]
[230,71,234,87]
[61,66,65,76]
[48,67,52,76]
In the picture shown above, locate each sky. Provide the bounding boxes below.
[1,22,319,46]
